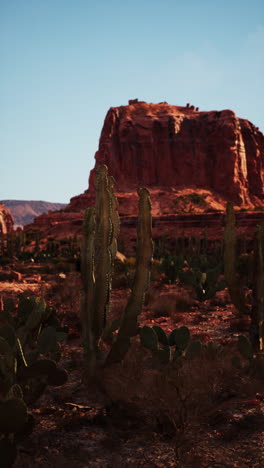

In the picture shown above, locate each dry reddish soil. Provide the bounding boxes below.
[1,268,264,468]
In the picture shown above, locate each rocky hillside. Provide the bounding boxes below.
[1,200,66,227]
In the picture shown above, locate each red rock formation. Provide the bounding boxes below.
[0,203,14,234]
[85,102,263,206]
[27,101,264,249]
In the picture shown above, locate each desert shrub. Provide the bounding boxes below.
[47,272,82,317]
[173,193,207,213]
[100,342,241,444]
[158,255,184,284]
[149,292,193,318]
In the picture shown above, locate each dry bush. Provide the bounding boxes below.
[47,271,82,316]
[209,288,231,307]
[100,342,241,437]
[149,292,194,318]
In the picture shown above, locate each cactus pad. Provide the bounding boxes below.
[169,326,190,350]
[0,324,16,348]
[186,340,202,358]
[37,326,57,354]
[47,368,68,386]
[0,398,28,434]
[152,325,168,346]
[140,326,158,351]
[0,438,17,468]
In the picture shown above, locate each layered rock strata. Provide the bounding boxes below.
[85,101,264,206]
[27,101,264,248]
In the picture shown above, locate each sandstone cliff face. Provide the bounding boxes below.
[28,101,264,247]
[0,204,14,234]
[86,102,263,206]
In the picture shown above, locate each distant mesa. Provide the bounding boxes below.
[85,100,264,206]
[0,200,67,228]
[25,100,264,243]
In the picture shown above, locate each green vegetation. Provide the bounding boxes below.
[0,294,67,466]
[224,202,264,349]
[140,323,224,364]
[172,192,207,213]
[80,165,153,375]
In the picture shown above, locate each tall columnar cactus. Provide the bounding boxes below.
[106,187,153,365]
[251,224,264,349]
[224,202,264,349]
[80,165,153,374]
[81,165,120,375]
[224,202,248,315]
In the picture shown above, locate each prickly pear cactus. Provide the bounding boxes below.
[0,437,17,468]
[0,293,68,404]
[232,334,264,379]
[139,324,202,364]
[0,398,28,434]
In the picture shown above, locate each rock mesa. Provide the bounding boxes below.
[27,101,264,245]
[85,101,264,206]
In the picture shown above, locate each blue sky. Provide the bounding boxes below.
[1,0,263,203]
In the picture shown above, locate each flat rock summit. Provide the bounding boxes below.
[28,100,264,242]
[88,100,264,204]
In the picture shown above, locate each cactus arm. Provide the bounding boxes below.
[106,187,153,365]
[224,202,248,315]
